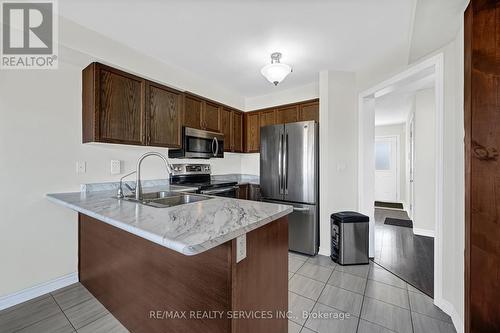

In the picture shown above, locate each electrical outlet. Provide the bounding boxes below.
[110,160,121,175]
[76,161,86,174]
[236,234,246,263]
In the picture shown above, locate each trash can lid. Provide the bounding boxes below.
[331,211,369,223]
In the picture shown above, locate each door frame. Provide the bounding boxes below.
[407,112,416,219]
[374,134,401,203]
[358,53,445,307]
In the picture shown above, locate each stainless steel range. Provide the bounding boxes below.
[170,164,239,198]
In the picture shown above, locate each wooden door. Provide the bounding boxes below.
[299,101,319,122]
[97,65,146,145]
[233,111,243,152]
[146,82,183,148]
[245,112,260,153]
[276,105,299,124]
[184,94,203,129]
[260,109,276,128]
[221,108,233,151]
[204,101,221,132]
[465,2,500,332]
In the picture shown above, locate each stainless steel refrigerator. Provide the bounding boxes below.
[260,120,319,255]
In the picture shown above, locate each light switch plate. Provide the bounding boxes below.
[236,234,246,263]
[76,161,86,174]
[110,160,121,175]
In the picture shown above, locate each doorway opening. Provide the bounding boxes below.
[358,54,444,301]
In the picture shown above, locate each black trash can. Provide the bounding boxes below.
[331,211,369,265]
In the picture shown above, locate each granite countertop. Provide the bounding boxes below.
[47,181,290,256]
[211,174,260,185]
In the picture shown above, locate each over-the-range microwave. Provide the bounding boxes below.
[168,127,224,159]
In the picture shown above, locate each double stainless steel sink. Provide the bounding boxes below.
[120,191,212,208]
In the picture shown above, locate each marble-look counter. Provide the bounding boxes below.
[211,174,260,185]
[47,184,291,256]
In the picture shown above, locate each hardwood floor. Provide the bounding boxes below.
[373,208,434,297]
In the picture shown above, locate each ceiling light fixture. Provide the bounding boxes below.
[260,52,292,86]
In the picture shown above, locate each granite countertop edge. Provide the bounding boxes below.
[46,188,290,256]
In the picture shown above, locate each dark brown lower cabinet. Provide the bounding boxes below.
[79,214,288,333]
[464,2,500,332]
[248,184,261,201]
[238,184,249,200]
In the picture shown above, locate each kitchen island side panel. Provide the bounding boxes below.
[230,216,288,333]
[78,213,232,333]
[78,213,289,333]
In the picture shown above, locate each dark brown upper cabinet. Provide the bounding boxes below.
[299,101,319,122]
[204,101,221,132]
[245,112,260,153]
[259,109,276,128]
[221,108,243,153]
[183,94,204,130]
[233,111,243,153]
[183,93,221,132]
[146,82,183,148]
[276,105,299,124]
[83,62,184,148]
[221,107,233,152]
[83,63,146,145]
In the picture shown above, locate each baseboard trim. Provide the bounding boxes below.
[0,272,78,311]
[434,297,463,333]
[413,228,435,238]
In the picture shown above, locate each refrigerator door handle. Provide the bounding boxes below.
[284,132,289,194]
[278,133,283,194]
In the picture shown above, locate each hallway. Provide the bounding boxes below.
[374,208,434,297]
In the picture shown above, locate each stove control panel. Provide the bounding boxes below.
[170,163,211,176]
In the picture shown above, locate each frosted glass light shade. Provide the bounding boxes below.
[260,62,292,86]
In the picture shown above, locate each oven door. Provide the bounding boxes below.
[200,186,239,198]
[184,127,224,158]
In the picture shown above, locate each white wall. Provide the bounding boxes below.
[240,154,260,175]
[413,88,436,234]
[426,25,465,331]
[374,123,407,205]
[318,71,358,256]
[363,25,465,331]
[0,19,247,298]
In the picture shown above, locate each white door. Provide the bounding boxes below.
[375,136,398,202]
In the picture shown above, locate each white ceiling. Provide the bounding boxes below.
[59,0,416,97]
[375,73,435,126]
[375,92,414,126]
[409,0,469,62]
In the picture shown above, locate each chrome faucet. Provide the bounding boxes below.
[135,152,173,200]
[117,170,137,198]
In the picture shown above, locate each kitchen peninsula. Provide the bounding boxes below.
[47,183,292,333]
